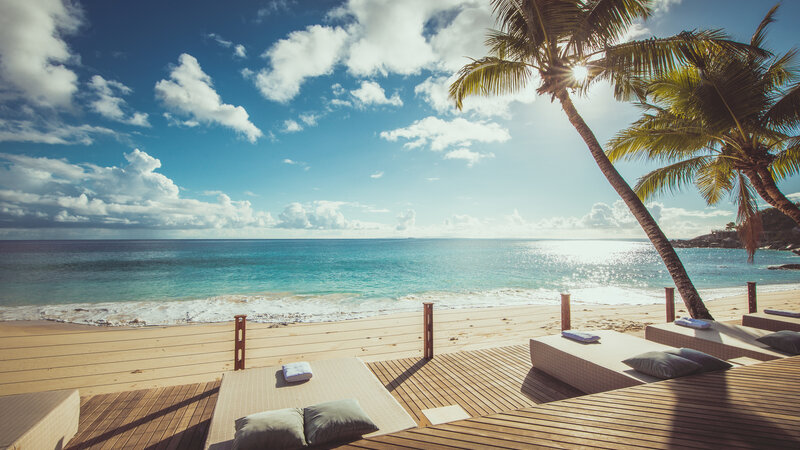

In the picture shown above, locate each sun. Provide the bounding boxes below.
[571,65,589,84]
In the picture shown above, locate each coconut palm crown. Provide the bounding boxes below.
[606,4,800,261]
[450,0,760,319]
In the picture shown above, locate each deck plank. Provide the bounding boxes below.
[365,344,583,424]
[344,356,800,449]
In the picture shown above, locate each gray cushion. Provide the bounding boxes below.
[233,407,306,450]
[664,347,732,372]
[622,351,702,379]
[755,330,800,355]
[303,398,378,446]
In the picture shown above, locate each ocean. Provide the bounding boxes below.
[0,239,798,326]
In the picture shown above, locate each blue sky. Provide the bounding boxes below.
[0,0,798,239]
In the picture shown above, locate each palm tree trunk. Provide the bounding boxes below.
[754,167,800,226]
[554,88,713,319]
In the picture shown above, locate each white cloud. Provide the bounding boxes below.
[256,0,293,22]
[340,0,465,76]
[207,33,248,59]
[652,0,682,15]
[350,80,402,108]
[87,75,150,126]
[255,25,348,103]
[283,158,309,170]
[276,201,360,229]
[234,44,247,58]
[380,116,510,152]
[370,171,383,179]
[0,119,116,145]
[283,119,302,133]
[207,33,232,48]
[299,113,318,126]
[330,98,352,108]
[0,150,274,229]
[427,1,494,72]
[443,148,494,167]
[415,75,537,118]
[331,83,346,97]
[155,53,262,142]
[396,209,416,231]
[0,0,82,108]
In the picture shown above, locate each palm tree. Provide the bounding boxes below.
[450,0,759,319]
[606,4,800,261]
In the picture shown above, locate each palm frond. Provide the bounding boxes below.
[765,81,800,131]
[449,57,533,110]
[733,173,762,262]
[566,0,651,57]
[696,158,735,205]
[633,156,711,201]
[606,111,712,162]
[770,138,800,179]
[751,3,779,48]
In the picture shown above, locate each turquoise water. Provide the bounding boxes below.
[0,239,798,325]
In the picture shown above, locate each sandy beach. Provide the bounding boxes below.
[1,288,798,397]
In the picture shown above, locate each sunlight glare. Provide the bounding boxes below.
[571,65,589,83]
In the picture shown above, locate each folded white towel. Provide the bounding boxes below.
[764,309,800,318]
[282,361,313,383]
[561,330,601,343]
[675,317,711,329]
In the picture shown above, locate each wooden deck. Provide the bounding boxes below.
[346,355,800,449]
[367,344,583,425]
[66,381,220,450]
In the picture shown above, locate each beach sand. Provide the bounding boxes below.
[1,288,798,396]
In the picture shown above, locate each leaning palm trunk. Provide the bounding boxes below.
[554,89,713,319]
[754,168,800,225]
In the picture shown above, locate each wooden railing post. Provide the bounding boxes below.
[561,294,571,331]
[423,302,433,360]
[747,282,757,314]
[665,287,675,322]
[234,315,246,370]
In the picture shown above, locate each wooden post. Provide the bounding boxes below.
[234,315,246,370]
[747,282,757,314]
[561,294,571,331]
[665,287,675,322]
[423,302,433,360]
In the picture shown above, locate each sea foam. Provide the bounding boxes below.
[2,283,798,327]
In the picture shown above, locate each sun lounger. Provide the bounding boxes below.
[742,312,800,332]
[204,357,416,450]
[0,389,79,450]
[530,330,676,394]
[646,321,790,361]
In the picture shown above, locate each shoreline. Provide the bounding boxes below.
[3,281,800,328]
[1,288,798,396]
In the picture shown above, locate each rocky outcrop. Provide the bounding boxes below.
[768,264,800,270]
[670,206,800,253]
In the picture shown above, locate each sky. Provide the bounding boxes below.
[0,0,799,240]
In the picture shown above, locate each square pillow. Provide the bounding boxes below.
[622,351,702,379]
[755,330,800,355]
[303,398,378,446]
[233,407,306,450]
[664,347,732,372]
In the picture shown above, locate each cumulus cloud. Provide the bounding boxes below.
[443,148,494,167]
[380,116,510,152]
[350,80,402,108]
[282,119,302,133]
[0,150,273,229]
[255,25,348,103]
[370,171,383,179]
[396,209,415,231]
[0,119,116,145]
[299,113,318,126]
[0,0,82,108]
[276,201,361,229]
[87,75,150,126]
[155,53,262,142]
[415,75,537,118]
